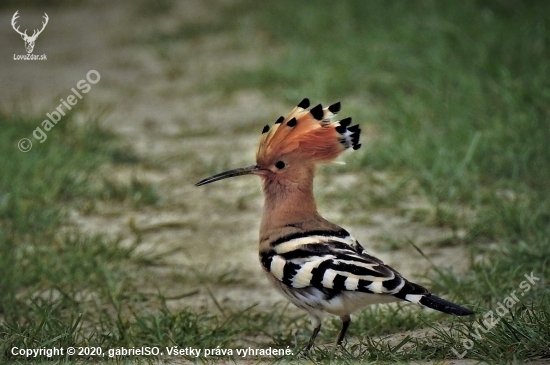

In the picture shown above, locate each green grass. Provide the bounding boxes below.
[0,111,167,363]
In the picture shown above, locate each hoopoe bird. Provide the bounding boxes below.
[196,98,474,350]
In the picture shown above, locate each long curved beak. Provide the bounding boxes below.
[195,165,263,186]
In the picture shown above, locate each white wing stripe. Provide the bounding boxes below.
[321,269,337,289]
[270,256,286,280]
[345,277,359,291]
[367,281,385,293]
[291,260,319,288]
[274,235,355,254]
[405,294,423,303]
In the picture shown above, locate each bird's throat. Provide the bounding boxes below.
[260,177,319,234]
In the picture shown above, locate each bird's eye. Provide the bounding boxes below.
[275,161,286,170]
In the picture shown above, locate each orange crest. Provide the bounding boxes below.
[256,98,361,166]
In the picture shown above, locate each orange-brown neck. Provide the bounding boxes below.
[259,169,320,234]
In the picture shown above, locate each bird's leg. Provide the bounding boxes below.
[305,323,321,352]
[336,315,351,346]
[305,316,322,352]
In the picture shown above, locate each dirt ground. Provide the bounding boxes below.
[2,1,474,362]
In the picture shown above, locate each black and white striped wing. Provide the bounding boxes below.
[261,231,409,297]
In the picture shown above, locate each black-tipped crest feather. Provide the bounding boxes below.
[310,104,324,120]
[328,102,341,113]
[348,124,360,132]
[298,98,310,109]
[339,117,352,127]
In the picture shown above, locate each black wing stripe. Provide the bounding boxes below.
[271,229,350,246]
[358,279,374,291]
[282,261,301,286]
[382,273,403,291]
[333,274,347,291]
[279,247,332,260]
[279,242,350,260]
[310,259,333,288]
[336,253,390,268]
[331,261,387,277]
[260,251,273,272]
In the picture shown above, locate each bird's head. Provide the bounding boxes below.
[195,98,361,188]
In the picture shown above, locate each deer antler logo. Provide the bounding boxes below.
[11,10,49,54]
